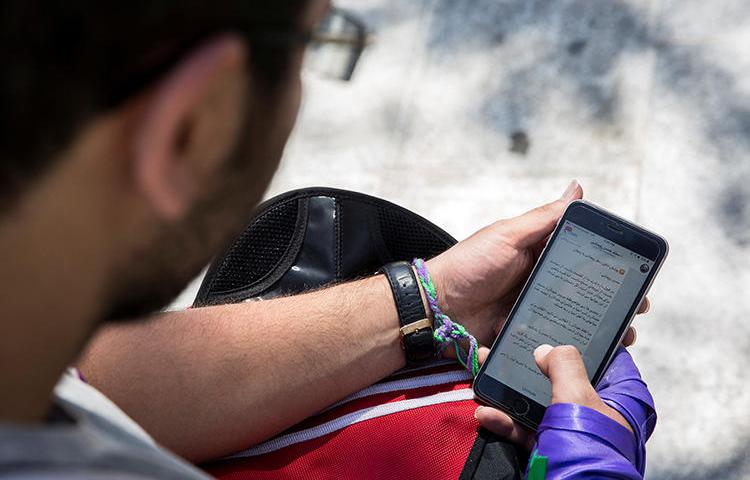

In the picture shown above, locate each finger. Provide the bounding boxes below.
[637,297,650,314]
[442,341,488,361]
[534,344,596,405]
[493,318,505,337]
[622,326,637,347]
[442,345,456,360]
[494,287,525,335]
[477,346,491,365]
[474,406,535,451]
[530,233,552,261]
[501,180,584,249]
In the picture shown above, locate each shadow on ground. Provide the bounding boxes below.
[349,0,750,478]
[421,0,750,248]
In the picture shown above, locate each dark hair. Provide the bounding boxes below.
[0,0,308,210]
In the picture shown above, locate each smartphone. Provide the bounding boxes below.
[473,200,668,430]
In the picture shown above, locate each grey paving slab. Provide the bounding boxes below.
[266,0,433,201]
[387,0,660,237]
[172,1,750,477]
[654,0,750,43]
[637,24,750,480]
[269,0,664,235]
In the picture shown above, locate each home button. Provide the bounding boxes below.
[512,398,530,416]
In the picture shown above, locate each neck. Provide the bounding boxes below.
[0,165,115,423]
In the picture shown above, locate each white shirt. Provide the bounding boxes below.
[0,370,211,479]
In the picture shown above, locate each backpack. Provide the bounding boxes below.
[195,188,525,480]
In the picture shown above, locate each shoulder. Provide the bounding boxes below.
[54,368,156,447]
[0,371,211,480]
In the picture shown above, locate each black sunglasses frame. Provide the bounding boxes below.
[105,8,369,105]
[249,8,370,81]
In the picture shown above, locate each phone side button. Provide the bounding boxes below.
[512,398,530,416]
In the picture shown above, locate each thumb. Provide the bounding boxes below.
[500,180,583,249]
[534,344,598,406]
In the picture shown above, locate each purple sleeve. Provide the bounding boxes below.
[530,347,656,479]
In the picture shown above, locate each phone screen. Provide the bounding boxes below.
[483,219,655,406]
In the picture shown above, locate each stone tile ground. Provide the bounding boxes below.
[173,1,750,477]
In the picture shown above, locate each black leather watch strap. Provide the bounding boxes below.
[379,261,436,365]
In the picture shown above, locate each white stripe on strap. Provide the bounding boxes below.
[225,388,475,459]
[324,369,473,411]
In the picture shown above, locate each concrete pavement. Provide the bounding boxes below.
[174,1,750,477]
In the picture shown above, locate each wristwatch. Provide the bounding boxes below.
[379,261,436,365]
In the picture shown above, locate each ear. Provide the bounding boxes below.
[132,34,249,220]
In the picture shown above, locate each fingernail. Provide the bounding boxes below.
[474,406,483,419]
[534,344,553,357]
[561,179,579,201]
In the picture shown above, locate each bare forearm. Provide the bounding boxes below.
[78,275,404,463]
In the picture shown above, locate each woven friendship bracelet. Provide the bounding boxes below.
[412,258,479,377]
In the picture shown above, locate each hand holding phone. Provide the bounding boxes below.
[423,181,585,351]
[531,344,631,431]
[476,343,657,480]
[475,344,634,448]
[473,200,668,430]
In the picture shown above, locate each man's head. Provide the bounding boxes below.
[0,1,331,323]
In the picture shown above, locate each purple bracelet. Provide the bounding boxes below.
[412,258,479,376]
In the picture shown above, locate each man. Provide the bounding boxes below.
[0,1,654,478]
